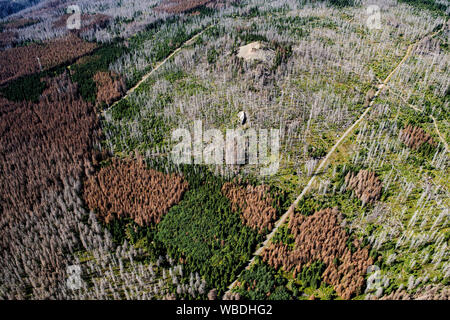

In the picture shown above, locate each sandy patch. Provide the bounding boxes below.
[237,41,274,62]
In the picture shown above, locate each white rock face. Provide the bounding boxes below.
[237,111,247,125]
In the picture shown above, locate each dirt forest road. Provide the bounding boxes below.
[104,24,215,114]
[226,21,447,293]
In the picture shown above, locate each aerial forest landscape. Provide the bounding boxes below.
[0,0,449,303]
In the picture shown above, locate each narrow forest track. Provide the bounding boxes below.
[104,24,215,114]
[226,22,447,293]
[431,115,449,153]
[388,87,449,153]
